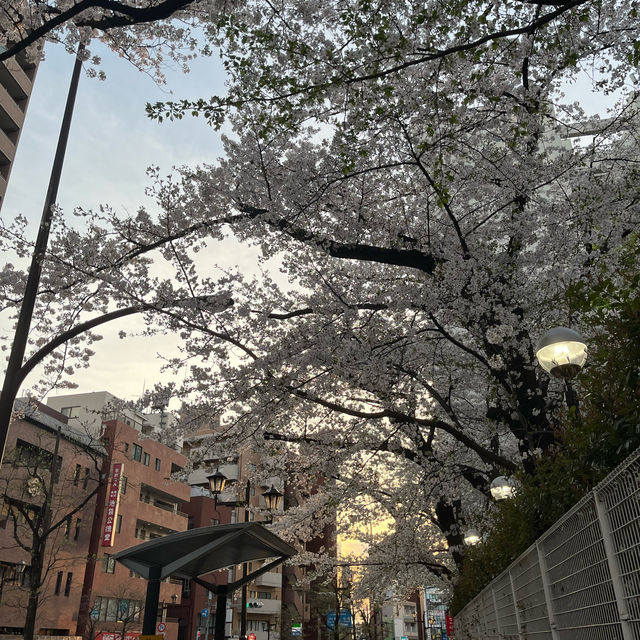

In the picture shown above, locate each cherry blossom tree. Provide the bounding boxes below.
[2,0,639,597]
[0,0,236,80]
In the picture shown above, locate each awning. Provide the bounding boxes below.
[113,522,297,581]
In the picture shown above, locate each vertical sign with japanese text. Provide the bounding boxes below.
[101,462,123,546]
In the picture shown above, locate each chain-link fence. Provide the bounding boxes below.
[455,447,640,639]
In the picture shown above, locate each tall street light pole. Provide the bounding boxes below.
[0,43,85,464]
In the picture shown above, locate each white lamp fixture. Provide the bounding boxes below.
[490,476,516,501]
[464,529,481,545]
[536,327,587,379]
[207,469,227,495]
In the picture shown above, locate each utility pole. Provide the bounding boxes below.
[0,44,85,464]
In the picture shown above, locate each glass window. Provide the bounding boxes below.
[115,514,122,533]
[102,555,116,574]
[106,597,118,622]
[143,452,150,466]
[131,444,142,462]
[64,572,73,596]
[74,518,81,541]
[124,442,129,453]
[61,406,80,418]
[55,571,63,595]
[120,476,127,494]
[73,464,82,486]
[155,458,161,471]
[83,468,90,489]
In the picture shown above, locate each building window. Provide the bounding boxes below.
[210,518,219,526]
[54,571,63,595]
[187,515,194,530]
[155,457,161,471]
[249,512,254,521]
[123,442,129,453]
[115,514,122,533]
[73,464,82,486]
[257,591,272,599]
[64,516,72,538]
[74,519,81,541]
[120,476,128,494]
[14,440,61,481]
[93,596,142,622]
[131,444,142,462]
[231,509,237,524]
[251,487,256,496]
[143,452,150,466]
[64,572,72,596]
[83,468,90,489]
[61,406,80,418]
[102,555,116,574]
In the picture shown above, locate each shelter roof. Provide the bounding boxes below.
[113,522,297,580]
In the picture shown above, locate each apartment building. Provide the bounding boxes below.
[77,418,190,640]
[0,43,38,209]
[179,438,285,640]
[0,400,104,636]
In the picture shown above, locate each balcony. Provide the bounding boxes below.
[255,572,282,588]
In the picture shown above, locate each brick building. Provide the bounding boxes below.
[77,418,190,640]
[0,400,104,637]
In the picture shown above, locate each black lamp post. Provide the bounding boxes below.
[207,469,228,508]
[262,485,284,512]
[536,326,588,409]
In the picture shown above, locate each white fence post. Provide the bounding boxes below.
[535,542,560,640]
[491,588,501,639]
[508,570,524,640]
[593,490,634,640]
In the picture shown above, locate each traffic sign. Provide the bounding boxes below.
[248,634,256,640]
[201,608,209,618]
[157,623,167,633]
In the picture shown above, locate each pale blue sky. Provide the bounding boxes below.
[3,41,262,403]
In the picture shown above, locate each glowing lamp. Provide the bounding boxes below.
[536,327,587,379]
[262,485,284,511]
[464,529,481,545]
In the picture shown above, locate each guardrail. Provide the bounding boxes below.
[455,447,640,639]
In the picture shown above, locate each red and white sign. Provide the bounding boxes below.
[446,615,455,636]
[157,623,167,633]
[101,462,123,547]
[248,634,256,640]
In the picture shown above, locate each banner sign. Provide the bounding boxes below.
[446,615,455,636]
[101,462,123,547]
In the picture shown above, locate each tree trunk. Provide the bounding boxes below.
[23,540,45,640]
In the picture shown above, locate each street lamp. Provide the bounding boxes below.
[463,529,481,546]
[262,485,284,512]
[490,476,516,501]
[207,469,228,508]
[536,327,587,379]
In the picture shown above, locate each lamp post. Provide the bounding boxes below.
[207,469,228,509]
[489,476,516,501]
[463,529,481,546]
[262,485,284,513]
[536,327,587,410]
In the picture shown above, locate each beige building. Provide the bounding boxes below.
[0,45,38,209]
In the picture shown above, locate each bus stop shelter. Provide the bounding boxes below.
[113,523,297,640]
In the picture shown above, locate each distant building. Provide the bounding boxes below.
[0,43,38,209]
[179,448,284,640]
[0,400,105,636]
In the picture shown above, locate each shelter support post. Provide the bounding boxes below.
[143,566,162,635]
[215,586,228,640]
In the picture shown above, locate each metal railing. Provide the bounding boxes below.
[455,447,640,640]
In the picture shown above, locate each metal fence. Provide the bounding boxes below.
[455,447,640,640]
